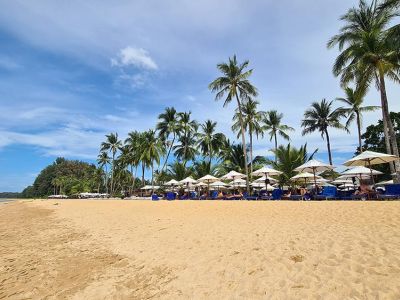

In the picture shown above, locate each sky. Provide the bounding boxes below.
[0,0,399,192]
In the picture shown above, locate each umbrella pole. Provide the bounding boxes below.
[368,160,375,186]
[313,168,317,191]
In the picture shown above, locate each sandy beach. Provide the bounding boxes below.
[1,200,400,299]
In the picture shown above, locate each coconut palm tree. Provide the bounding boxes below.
[156,107,179,171]
[168,161,193,181]
[125,131,142,192]
[232,99,264,174]
[101,133,122,195]
[97,151,110,195]
[266,144,317,186]
[140,130,165,188]
[174,112,198,166]
[327,0,400,178]
[209,55,258,192]
[197,120,226,165]
[336,87,380,152]
[219,139,247,174]
[262,110,294,162]
[301,99,347,165]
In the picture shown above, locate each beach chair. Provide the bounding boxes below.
[210,190,219,200]
[180,194,189,200]
[271,189,283,200]
[166,192,176,201]
[243,191,258,201]
[189,192,199,200]
[151,194,160,201]
[314,186,337,200]
[378,184,400,200]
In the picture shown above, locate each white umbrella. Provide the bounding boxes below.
[195,182,207,187]
[209,181,227,191]
[376,179,394,186]
[344,150,399,185]
[221,170,246,180]
[252,166,282,189]
[294,159,334,187]
[199,174,219,195]
[229,178,246,185]
[341,166,383,187]
[164,179,181,191]
[344,150,399,167]
[291,172,321,186]
[254,175,277,183]
[179,176,197,192]
[331,178,353,185]
[141,185,160,190]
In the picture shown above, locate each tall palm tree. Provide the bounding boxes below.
[232,99,264,174]
[175,112,198,166]
[97,151,110,195]
[301,99,347,165]
[101,133,122,195]
[219,139,247,174]
[140,130,165,187]
[156,107,179,171]
[209,55,258,192]
[125,131,141,192]
[197,120,226,165]
[267,144,317,186]
[262,110,294,162]
[336,87,380,152]
[327,0,400,178]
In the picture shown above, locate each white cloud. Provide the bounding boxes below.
[111,46,158,70]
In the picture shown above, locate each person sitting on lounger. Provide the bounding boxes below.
[217,191,224,199]
[226,190,243,199]
[354,183,375,198]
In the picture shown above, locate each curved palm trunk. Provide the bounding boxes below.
[110,152,115,195]
[209,148,212,166]
[162,134,175,171]
[379,73,400,182]
[130,165,135,195]
[356,112,363,153]
[151,162,154,194]
[141,163,145,186]
[104,164,109,195]
[274,133,278,163]
[235,93,250,193]
[325,129,333,165]
[249,130,253,176]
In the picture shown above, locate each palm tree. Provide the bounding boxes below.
[262,110,294,162]
[125,131,141,192]
[140,130,165,188]
[156,107,179,171]
[197,120,226,165]
[175,112,198,166]
[101,133,122,195]
[97,151,110,195]
[267,144,317,186]
[219,139,247,174]
[336,87,380,152]
[168,161,193,181]
[327,0,400,178]
[232,99,264,174]
[209,55,258,192]
[301,99,347,165]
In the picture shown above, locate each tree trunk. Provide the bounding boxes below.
[130,165,134,195]
[162,134,175,171]
[104,164,109,196]
[249,130,253,176]
[325,129,333,165]
[141,163,145,186]
[110,152,115,195]
[151,162,154,194]
[382,114,395,174]
[274,133,278,163]
[378,72,400,183]
[235,93,250,193]
[356,112,363,153]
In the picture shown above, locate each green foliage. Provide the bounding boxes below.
[361,111,400,178]
[21,158,98,197]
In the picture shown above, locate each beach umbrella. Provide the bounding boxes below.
[254,175,277,183]
[291,172,321,186]
[209,180,227,191]
[221,170,246,180]
[294,159,334,187]
[341,166,383,187]
[376,179,394,186]
[179,177,197,192]
[344,150,399,185]
[331,178,353,185]
[199,174,219,196]
[164,179,181,191]
[252,166,282,189]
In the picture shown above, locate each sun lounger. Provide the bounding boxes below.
[378,184,400,200]
[151,194,160,201]
[314,186,337,200]
[243,191,258,200]
[166,192,176,201]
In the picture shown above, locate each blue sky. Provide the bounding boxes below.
[0,0,399,192]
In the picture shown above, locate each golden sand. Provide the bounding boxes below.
[1,200,400,299]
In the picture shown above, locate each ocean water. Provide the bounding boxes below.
[0,199,14,203]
